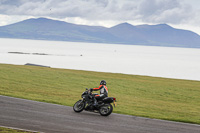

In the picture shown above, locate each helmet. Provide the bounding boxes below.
[100,80,106,85]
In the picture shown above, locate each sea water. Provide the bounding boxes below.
[0,38,200,81]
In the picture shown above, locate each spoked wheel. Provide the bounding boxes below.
[73,100,85,112]
[99,103,113,116]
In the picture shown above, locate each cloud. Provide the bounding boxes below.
[0,0,198,25]
[137,0,193,24]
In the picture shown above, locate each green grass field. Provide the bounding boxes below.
[0,127,36,133]
[0,63,200,124]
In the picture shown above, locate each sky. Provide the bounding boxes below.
[0,0,200,35]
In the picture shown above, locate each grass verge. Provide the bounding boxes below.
[0,127,37,133]
[0,63,200,124]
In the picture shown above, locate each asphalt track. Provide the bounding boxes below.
[0,95,200,133]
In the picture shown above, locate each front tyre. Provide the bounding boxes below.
[73,100,85,113]
[99,103,113,116]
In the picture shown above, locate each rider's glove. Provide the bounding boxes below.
[89,88,93,92]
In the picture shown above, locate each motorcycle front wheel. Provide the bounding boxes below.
[73,100,85,112]
[99,103,113,116]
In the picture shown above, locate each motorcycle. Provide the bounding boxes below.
[73,88,117,116]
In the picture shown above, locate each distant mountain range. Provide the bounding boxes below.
[0,17,200,48]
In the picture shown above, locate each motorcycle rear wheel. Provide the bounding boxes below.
[99,103,113,116]
[73,100,85,112]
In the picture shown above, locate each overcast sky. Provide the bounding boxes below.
[0,0,200,35]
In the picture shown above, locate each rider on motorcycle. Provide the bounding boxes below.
[90,80,108,106]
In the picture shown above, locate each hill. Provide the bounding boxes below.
[0,17,200,48]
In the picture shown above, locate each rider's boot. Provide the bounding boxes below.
[93,98,98,107]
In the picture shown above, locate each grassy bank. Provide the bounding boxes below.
[0,127,36,133]
[0,64,200,124]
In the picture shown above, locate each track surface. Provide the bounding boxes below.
[0,95,200,133]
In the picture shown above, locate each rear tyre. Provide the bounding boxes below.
[99,103,113,116]
[73,100,85,113]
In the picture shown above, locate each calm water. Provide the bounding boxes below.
[0,38,200,81]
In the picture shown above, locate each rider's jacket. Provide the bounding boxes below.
[93,85,108,97]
